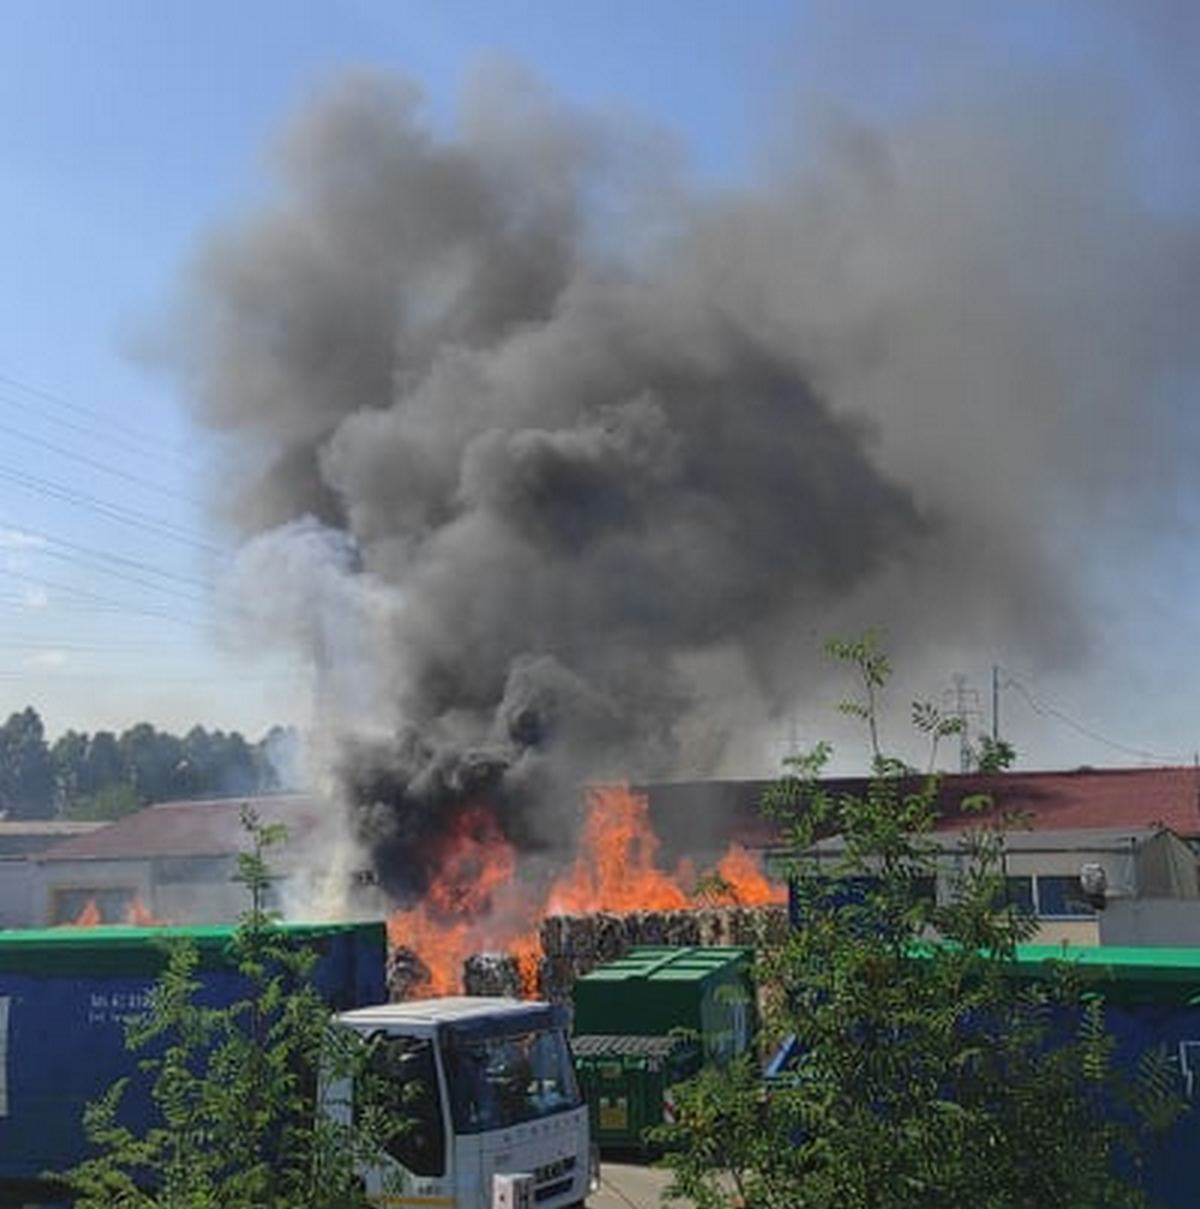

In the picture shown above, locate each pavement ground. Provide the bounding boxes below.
[588,1160,678,1209]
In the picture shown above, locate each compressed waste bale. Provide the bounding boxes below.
[387,946,431,1001]
[628,910,664,947]
[463,952,524,998]
[539,914,571,959]
[594,913,630,963]
[662,909,701,947]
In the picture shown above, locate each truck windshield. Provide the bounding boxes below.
[443,1028,582,1135]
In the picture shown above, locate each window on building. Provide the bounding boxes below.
[910,876,937,906]
[50,887,137,925]
[1035,875,1097,919]
[1004,876,1035,913]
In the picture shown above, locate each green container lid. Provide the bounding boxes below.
[1011,944,1200,1006]
[573,946,753,1041]
[0,921,383,978]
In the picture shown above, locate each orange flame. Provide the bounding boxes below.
[388,805,525,997]
[385,784,785,998]
[545,784,692,914]
[70,898,101,927]
[125,896,167,926]
[714,844,784,906]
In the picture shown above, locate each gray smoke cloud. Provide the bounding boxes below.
[175,39,1200,894]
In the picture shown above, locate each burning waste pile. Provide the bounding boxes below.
[169,58,1200,996]
[378,783,786,1002]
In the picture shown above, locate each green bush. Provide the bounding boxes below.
[63,809,397,1209]
[656,634,1183,1209]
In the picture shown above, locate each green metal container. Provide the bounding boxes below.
[573,945,755,1060]
[572,1033,703,1151]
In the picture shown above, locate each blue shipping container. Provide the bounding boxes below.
[769,942,1200,1208]
[0,921,386,1193]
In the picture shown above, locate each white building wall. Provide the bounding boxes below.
[32,858,154,926]
[0,861,32,929]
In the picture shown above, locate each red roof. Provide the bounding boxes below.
[930,766,1200,837]
[34,768,1200,867]
[643,766,1200,850]
[36,796,324,862]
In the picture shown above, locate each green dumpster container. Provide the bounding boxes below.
[572,1033,703,1151]
[573,946,755,1061]
[571,947,757,1154]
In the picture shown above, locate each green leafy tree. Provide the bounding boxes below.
[83,730,125,794]
[973,733,1018,773]
[0,705,55,818]
[63,782,144,822]
[118,723,184,805]
[51,728,89,810]
[63,809,398,1208]
[656,635,1183,1209]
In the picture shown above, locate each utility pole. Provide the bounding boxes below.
[944,674,981,773]
[953,674,971,773]
[992,664,1001,743]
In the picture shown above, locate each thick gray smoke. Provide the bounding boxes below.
[176,45,1200,895]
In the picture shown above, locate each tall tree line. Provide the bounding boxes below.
[0,707,299,820]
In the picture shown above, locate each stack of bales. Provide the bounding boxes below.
[462,952,525,998]
[386,946,431,1002]
[532,904,788,1002]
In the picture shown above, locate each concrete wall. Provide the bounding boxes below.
[32,854,344,926]
[1099,899,1200,946]
[1029,919,1100,946]
[0,860,32,928]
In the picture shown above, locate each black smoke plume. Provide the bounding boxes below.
[173,44,1200,897]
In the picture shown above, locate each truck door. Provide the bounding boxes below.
[358,1034,456,1206]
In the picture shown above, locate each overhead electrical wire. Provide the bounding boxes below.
[1000,670,1186,764]
[0,519,212,591]
[0,368,311,705]
[0,416,205,508]
[0,671,300,684]
[0,383,199,471]
[0,368,199,466]
[0,639,199,652]
[0,461,222,552]
[0,566,210,630]
[7,544,210,607]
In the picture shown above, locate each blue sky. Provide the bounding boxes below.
[0,0,1196,772]
[0,0,804,742]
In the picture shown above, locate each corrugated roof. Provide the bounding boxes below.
[0,820,106,858]
[35,795,326,862]
[931,767,1200,837]
[643,767,1200,848]
[809,824,1181,855]
[32,768,1200,865]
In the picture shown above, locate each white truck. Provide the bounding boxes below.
[329,997,598,1209]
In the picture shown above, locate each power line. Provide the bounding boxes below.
[0,671,300,684]
[0,639,199,652]
[0,382,198,471]
[2,527,212,602]
[0,415,204,508]
[9,545,209,607]
[0,519,212,591]
[0,566,210,630]
[1000,671,1186,764]
[0,368,199,465]
[0,461,221,552]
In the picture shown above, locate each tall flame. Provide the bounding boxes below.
[386,784,784,997]
[387,805,525,996]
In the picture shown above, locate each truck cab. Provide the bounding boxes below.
[330,997,596,1209]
